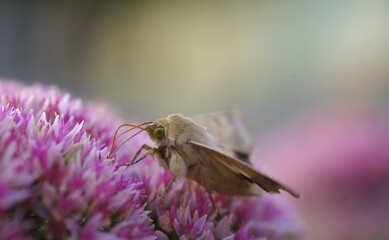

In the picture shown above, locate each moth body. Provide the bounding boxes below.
[146,114,273,196]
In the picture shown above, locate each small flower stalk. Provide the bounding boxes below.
[0,80,301,239]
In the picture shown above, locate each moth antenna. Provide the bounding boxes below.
[111,128,146,157]
[117,122,151,139]
[108,122,151,158]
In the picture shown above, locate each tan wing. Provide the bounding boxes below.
[189,140,300,198]
[192,111,252,161]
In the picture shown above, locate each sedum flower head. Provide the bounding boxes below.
[0,80,301,239]
[0,81,154,239]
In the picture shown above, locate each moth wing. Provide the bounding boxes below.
[188,145,261,196]
[192,111,252,161]
[189,140,300,198]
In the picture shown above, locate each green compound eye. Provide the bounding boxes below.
[153,127,165,139]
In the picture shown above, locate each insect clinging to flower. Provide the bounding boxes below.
[108,111,299,207]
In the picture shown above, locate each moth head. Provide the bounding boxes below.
[146,118,169,142]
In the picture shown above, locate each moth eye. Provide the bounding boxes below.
[153,127,165,139]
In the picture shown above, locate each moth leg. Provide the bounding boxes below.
[120,148,155,167]
[169,150,187,181]
[153,179,174,210]
[208,192,216,210]
[131,144,152,163]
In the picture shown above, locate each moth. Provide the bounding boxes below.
[109,111,299,207]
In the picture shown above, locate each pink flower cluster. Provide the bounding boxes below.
[126,159,300,240]
[0,80,301,239]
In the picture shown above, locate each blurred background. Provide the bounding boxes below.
[1,1,389,239]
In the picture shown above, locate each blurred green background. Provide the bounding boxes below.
[1,1,389,240]
[1,1,388,135]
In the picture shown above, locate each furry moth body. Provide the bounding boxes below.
[115,111,299,204]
